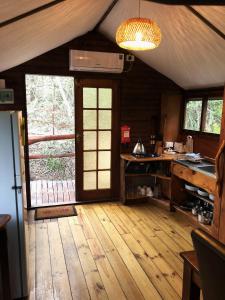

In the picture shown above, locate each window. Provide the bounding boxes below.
[203,99,223,134]
[184,99,202,131]
[183,96,223,134]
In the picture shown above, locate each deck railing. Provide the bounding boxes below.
[28,134,75,159]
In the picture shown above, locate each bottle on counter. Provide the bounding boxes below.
[185,135,193,153]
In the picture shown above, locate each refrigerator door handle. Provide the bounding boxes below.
[12,185,22,194]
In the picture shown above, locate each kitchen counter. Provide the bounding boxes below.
[120,153,185,162]
[175,159,216,179]
[171,161,219,238]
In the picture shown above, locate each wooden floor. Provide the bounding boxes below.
[28,202,194,300]
[30,179,75,207]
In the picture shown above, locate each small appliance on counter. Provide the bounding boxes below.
[185,135,193,153]
[174,142,184,153]
[163,141,176,154]
[132,138,146,157]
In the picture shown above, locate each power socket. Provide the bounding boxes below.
[126,54,135,62]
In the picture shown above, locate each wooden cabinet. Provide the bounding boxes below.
[171,163,216,194]
[171,161,220,240]
[120,154,175,206]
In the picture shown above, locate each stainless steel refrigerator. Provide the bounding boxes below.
[0,111,28,299]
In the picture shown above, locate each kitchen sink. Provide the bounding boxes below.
[197,165,215,174]
[176,159,216,176]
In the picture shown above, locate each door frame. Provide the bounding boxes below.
[25,73,76,208]
[75,78,120,202]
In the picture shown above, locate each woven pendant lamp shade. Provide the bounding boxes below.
[116,18,161,51]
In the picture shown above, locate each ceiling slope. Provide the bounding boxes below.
[0,0,112,72]
[99,0,225,89]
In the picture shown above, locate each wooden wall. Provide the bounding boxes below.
[0,30,181,204]
[0,30,181,149]
[178,133,220,158]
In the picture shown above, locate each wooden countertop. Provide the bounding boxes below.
[120,153,184,162]
[0,215,11,231]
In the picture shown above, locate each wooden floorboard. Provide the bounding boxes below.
[29,202,194,300]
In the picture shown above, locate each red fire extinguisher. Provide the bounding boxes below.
[121,125,131,144]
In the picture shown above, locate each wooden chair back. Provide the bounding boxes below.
[191,229,225,300]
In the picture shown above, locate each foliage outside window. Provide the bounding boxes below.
[184,99,202,131]
[203,99,223,134]
[183,97,223,134]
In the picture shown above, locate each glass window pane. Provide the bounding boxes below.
[203,99,223,134]
[98,171,111,189]
[99,110,112,129]
[184,99,202,131]
[84,171,96,190]
[83,131,96,150]
[83,110,97,129]
[84,151,96,171]
[99,88,112,108]
[98,131,111,149]
[98,151,111,169]
[83,88,97,108]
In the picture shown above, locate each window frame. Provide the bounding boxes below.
[182,89,224,136]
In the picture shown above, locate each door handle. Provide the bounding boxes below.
[76,133,81,143]
[12,185,22,194]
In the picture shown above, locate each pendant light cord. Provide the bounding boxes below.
[139,0,141,18]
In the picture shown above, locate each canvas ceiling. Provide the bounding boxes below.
[99,0,225,89]
[0,0,224,89]
[0,0,112,72]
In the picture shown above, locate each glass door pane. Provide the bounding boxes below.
[83,87,112,191]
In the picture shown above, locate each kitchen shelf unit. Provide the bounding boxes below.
[174,205,211,234]
[120,154,176,205]
[171,161,218,238]
[185,189,214,206]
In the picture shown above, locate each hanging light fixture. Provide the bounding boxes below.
[116,0,162,51]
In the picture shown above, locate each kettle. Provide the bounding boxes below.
[132,138,146,157]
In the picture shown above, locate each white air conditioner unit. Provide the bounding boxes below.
[69,50,124,73]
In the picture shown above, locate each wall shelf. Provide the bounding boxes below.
[174,205,212,234]
[151,173,171,181]
[185,189,214,206]
[120,155,173,205]
[171,161,218,239]
[125,173,171,181]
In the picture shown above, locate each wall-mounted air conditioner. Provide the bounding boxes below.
[69,50,124,73]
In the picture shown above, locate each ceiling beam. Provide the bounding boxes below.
[0,0,65,29]
[94,0,119,30]
[145,0,225,4]
[186,6,225,41]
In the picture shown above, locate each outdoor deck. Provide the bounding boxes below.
[30,179,75,207]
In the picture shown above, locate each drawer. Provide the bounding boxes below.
[171,162,216,194]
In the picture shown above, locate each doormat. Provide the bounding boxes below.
[35,205,77,220]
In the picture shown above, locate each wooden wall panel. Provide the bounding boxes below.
[0,30,181,204]
[178,133,220,158]
[0,31,181,147]
[160,92,182,142]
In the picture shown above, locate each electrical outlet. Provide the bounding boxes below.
[126,54,135,62]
